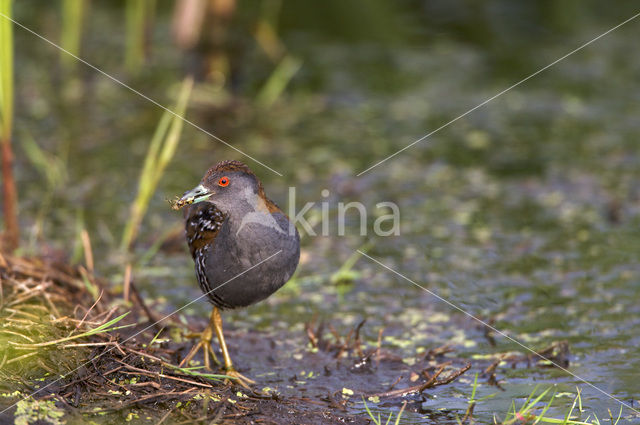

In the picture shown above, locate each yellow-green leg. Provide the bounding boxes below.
[180,308,220,369]
[211,307,255,388]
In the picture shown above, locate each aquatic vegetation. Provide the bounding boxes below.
[499,386,621,425]
[457,373,497,423]
[14,398,64,425]
[363,397,407,425]
[330,242,371,284]
[454,379,624,425]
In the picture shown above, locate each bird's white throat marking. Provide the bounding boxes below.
[236,186,285,236]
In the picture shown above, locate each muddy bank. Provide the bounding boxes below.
[0,253,573,424]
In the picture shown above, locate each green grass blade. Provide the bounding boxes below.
[0,0,13,141]
[152,76,193,187]
[120,76,193,252]
[533,391,557,424]
[394,401,407,425]
[256,54,302,108]
[120,112,171,252]
[520,386,552,417]
[125,0,147,72]
[532,418,593,424]
[561,392,579,425]
[384,411,393,425]
[8,312,131,348]
[60,0,85,70]
[612,406,622,425]
[362,397,381,425]
[83,312,131,336]
[167,365,229,381]
[470,372,479,403]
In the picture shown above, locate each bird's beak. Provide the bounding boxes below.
[179,184,214,205]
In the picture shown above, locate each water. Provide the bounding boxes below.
[11,1,640,422]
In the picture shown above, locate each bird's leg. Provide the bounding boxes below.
[179,308,220,369]
[212,307,233,369]
[211,307,256,388]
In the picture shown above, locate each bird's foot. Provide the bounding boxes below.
[224,368,255,389]
[179,330,220,369]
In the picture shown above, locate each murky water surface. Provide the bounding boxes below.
[12,1,640,423]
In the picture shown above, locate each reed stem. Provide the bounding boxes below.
[0,0,18,251]
[120,76,193,253]
[60,0,86,70]
[125,0,155,73]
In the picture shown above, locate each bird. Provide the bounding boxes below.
[174,160,300,387]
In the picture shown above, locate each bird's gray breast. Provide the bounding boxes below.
[201,212,300,309]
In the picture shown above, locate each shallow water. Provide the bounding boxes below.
[11,1,640,423]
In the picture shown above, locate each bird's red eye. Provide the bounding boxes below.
[218,176,229,187]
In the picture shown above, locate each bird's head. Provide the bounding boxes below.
[174,160,274,216]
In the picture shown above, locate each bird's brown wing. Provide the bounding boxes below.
[183,203,227,259]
